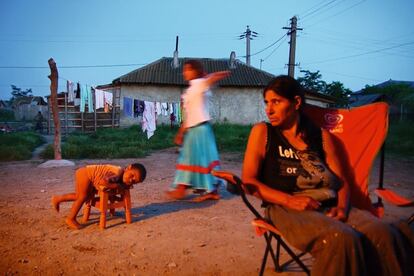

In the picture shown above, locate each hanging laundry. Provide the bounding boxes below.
[94,88,105,110]
[74,82,81,107]
[80,84,87,112]
[135,100,145,116]
[133,99,139,117]
[161,102,168,116]
[155,102,161,115]
[168,103,174,114]
[123,97,133,117]
[142,101,156,139]
[87,86,93,112]
[103,91,113,113]
[67,80,75,103]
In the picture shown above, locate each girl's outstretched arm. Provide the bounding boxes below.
[205,71,231,87]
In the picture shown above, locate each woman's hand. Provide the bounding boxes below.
[326,207,348,222]
[285,195,321,211]
[174,132,184,146]
[174,126,186,146]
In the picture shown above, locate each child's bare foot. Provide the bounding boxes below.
[192,192,220,202]
[65,218,82,230]
[166,184,187,200]
[51,196,60,212]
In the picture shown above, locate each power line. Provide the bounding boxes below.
[0,63,148,69]
[302,41,414,65]
[262,36,289,61]
[304,0,367,28]
[239,33,287,58]
[300,0,342,21]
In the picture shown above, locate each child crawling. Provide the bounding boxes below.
[51,163,146,229]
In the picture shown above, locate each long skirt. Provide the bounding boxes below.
[266,205,414,276]
[171,122,221,193]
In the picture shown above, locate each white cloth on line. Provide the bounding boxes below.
[142,101,156,139]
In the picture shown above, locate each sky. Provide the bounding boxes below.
[0,0,413,100]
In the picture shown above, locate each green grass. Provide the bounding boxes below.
[40,123,252,160]
[0,131,45,161]
[385,120,414,158]
[3,120,411,161]
[40,125,178,159]
[214,123,251,152]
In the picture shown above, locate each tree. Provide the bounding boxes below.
[325,81,352,106]
[363,83,414,110]
[297,70,326,92]
[10,85,32,100]
[298,70,351,107]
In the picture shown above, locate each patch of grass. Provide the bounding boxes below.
[214,123,251,152]
[40,123,252,160]
[0,131,44,161]
[386,120,414,158]
[41,125,178,159]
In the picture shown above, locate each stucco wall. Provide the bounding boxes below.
[118,85,266,127]
[118,85,331,127]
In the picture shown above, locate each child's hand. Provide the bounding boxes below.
[106,174,120,183]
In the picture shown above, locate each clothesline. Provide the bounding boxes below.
[65,80,113,113]
[123,97,182,139]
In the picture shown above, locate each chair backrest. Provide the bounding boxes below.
[303,102,389,216]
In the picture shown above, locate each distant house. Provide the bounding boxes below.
[98,55,336,126]
[0,100,10,109]
[350,79,414,119]
[13,96,48,120]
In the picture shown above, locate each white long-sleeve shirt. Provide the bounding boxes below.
[182,78,212,128]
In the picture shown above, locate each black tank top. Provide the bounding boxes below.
[259,123,339,195]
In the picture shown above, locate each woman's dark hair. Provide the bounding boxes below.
[184,59,205,79]
[264,75,324,157]
[130,163,146,182]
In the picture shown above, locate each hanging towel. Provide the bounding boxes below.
[155,102,161,115]
[169,103,174,114]
[94,88,105,110]
[67,80,75,103]
[142,101,156,139]
[123,97,133,117]
[80,84,88,112]
[161,102,168,116]
[103,91,113,113]
[87,86,93,112]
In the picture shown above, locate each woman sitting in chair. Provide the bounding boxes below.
[242,75,413,276]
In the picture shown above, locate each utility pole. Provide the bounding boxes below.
[283,16,302,77]
[239,25,258,66]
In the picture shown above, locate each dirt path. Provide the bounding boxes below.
[0,149,413,275]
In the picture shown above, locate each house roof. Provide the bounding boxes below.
[112,57,275,87]
[375,79,414,89]
[348,93,386,107]
[99,56,336,104]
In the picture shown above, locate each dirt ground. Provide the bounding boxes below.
[0,148,413,275]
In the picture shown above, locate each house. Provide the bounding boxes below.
[12,96,48,120]
[350,79,414,120]
[98,54,336,126]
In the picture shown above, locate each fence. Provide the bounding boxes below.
[47,89,121,135]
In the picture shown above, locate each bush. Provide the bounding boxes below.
[0,131,44,161]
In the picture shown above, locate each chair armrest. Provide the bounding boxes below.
[212,170,242,195]
[375,188,414,207]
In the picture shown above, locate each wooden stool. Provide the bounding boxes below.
[82,186,132,229]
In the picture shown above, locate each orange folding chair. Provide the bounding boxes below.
[213,102,413,275]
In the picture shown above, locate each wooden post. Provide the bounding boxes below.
[48,58,62,160]
[93,89,97,131]
[64,92,68,136]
